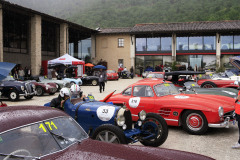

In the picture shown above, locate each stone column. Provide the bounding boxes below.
[60,23,68,56]
[172,33,176,62]
[216,33,221,68]
[130,35,135,68]
[0,4,3,62]
[91,35,96,59]
[30,15,41,76]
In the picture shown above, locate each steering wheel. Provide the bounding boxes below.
[3,149,31,160]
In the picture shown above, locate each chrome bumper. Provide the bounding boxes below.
[19,90,36,96]
[208,117,230,128]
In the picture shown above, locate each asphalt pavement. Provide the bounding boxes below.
[6,77,239,160]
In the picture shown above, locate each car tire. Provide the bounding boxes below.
[140,113,168,147]
[8,90,19,101]
[91,80,98,86]
[92,124,127,144]
[36,86,44,96]
[70,81,75,86]
[55,84,61,92]
[24,95,33,99]
[182,110,208,135]
[201,81,217,88]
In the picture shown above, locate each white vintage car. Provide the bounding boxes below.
[211,70,240,81]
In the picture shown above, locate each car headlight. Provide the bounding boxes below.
[138,110,146,121]
[218,106,224,117]
[32,84,35,89]
[21,86,24,91]
[234,81,239,85]
[116,115,125,126]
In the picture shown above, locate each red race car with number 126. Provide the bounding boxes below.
[105,79,235,135]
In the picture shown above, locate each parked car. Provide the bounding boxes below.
[0,106,213,160]
[38,76,71,91]
[142,71,152,78]
[63,77,82,86]
[80,74,99,86]
[29,81,58,96]
[44,94,168,147]
[121,70,133,79]
[0,76,36,101]
[197,74,239,88]
[107,69,119,80]
[105,79,236,135]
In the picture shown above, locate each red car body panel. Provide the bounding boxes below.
[0,106,213,160]
[31,82,57,94]
[106,80,235,127]
[107,70,119,80]
[197,79,238,88]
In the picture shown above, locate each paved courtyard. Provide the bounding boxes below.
[6,77,240,160]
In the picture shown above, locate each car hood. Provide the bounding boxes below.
[43,139,213,160]
[186,88,238,98]
[1,80,26,87]
[158,93,235,112]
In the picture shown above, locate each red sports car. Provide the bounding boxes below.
[107,69,119,80]
[148,71,239,89]
[30,81,58,96]
[197,74,239,88]
[105,79,235,135]
[0,106,213,160]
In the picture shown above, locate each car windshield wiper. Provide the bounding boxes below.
[0,152,40,160]
[48,130,81,144]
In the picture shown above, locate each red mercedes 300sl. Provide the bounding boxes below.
[105,79,235,135]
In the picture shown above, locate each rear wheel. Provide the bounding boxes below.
[92,124,127,144]
[201,82,216,88]
[92,80,98,86]
[140,113,168,147]
[70,81,75,86]
[8,90,19,101]
[182,110,208,135]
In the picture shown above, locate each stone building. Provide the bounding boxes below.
[0,0,96,75]
[93,21,240,75]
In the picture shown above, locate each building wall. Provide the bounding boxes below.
[95,34,132,71]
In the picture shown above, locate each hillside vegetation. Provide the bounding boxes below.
[7,0,240,29]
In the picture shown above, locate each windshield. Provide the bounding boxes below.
[154,83,179,97]
[225,70,235,77]
[146,73,163,78]
[2,76,15,81]
[0,116,88,159]
[107,70,115,73]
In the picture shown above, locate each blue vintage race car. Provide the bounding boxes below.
[44,94,168,147]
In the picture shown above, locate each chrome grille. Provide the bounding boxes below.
[124,110,133,130]
[25,83,32,93]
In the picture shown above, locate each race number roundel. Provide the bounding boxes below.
[96,106,115,121]
[129,97,140,108]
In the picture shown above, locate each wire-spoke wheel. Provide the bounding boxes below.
[92,80,98,86]
[140,113,168,147]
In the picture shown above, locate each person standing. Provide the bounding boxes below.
[232,90,240,148]
[130,66,134,79]
[18,67,25,80]
[98,69,107,93]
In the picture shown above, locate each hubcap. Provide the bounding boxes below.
[96,131,120,144]
[186,113,203,131]
[10,92,17,99]
[92,80,97,85]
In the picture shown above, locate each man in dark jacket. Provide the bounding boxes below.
[98,69,107,93]
[50,88,70,110]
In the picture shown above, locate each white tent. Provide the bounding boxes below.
[48,54,85,76]
[48,54,84,65]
